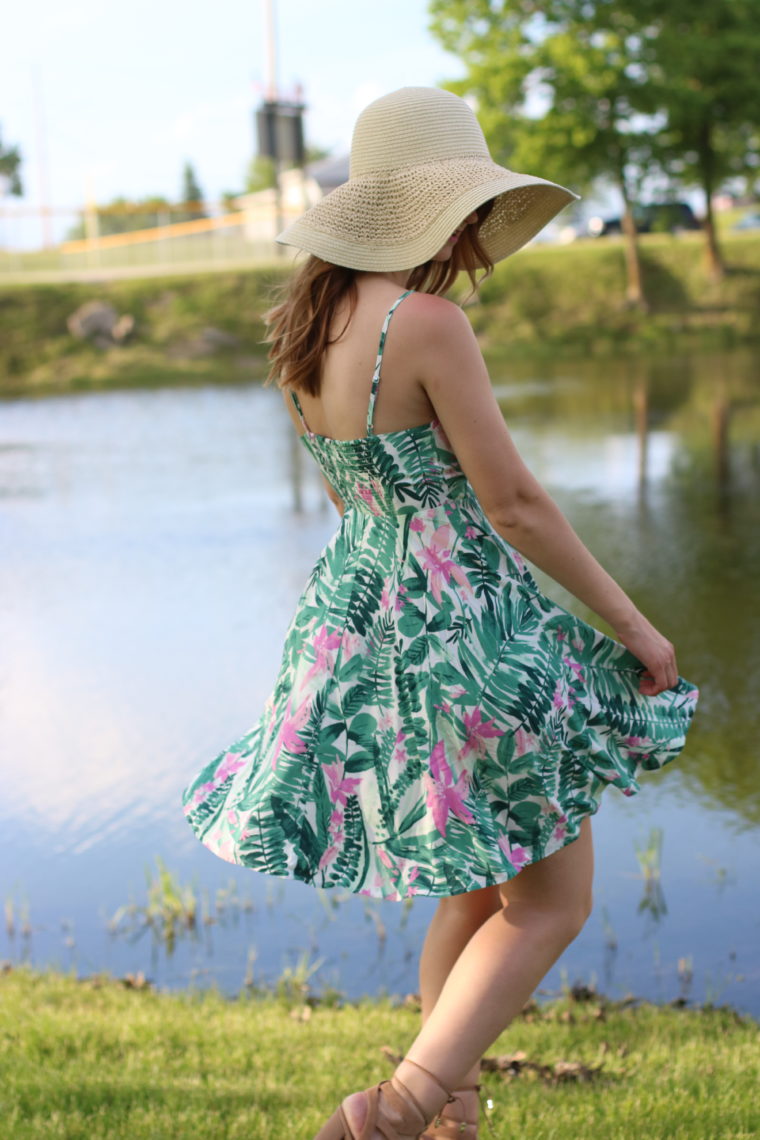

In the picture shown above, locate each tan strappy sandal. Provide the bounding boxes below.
[312,1057,462,1140]
[420,1083,496,1138]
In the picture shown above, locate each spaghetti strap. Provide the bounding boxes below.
[288,388,310,433]
[366,289,414,436]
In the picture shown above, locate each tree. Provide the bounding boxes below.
[429,0,760,289]
[177,160,207,223]
[0,124,23,197]
[429,0,658,307]
[245,154,278,194]
[63,195,176,241]
[619,0,760,281]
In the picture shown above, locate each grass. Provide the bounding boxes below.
[2,230,760,398]
[1,965,758,1139]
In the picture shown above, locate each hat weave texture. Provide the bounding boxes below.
[277,87,579,271]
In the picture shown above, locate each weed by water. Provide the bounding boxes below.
[108,857,198,953]
[273,948,325,1004]
[633,826,667,922]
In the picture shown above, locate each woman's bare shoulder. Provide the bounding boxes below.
[394,291,475,355]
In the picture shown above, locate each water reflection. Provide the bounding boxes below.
[1,347,759,1010]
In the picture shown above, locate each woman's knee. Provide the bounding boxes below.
[497,882,593,942]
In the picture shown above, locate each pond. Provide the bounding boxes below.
[1,345,759,1015]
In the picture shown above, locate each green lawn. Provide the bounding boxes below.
[1,966,758,1138]
[2,230,760,397]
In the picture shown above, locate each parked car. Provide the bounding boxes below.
[587,202,701,236]
[732,211,760,231]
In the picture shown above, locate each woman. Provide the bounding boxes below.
[182,88,698,1140]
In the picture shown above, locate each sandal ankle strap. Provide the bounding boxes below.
[397,1057,457,1114]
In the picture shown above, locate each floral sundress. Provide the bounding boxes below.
[181,290,699,901]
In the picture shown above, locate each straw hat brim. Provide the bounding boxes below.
[276,157,580,271]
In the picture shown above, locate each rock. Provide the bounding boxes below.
[67,300,135,348]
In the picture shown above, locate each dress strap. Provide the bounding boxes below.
[288,388,310,433]
[366,289,414,436]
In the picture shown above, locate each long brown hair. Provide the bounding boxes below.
[264,199,495,396]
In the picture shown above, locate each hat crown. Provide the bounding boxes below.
[349,87,490,178]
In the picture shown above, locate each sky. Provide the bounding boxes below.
[2,0,470,250]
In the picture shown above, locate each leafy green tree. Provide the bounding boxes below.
[177,160,207,222]
[429,0,658,307]
[64,195,176,241]
[430,0,760,289]
[245,154,278,194]
[0,124,23,196]
[618,0,760,280]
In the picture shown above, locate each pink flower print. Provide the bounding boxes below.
[514,726,539,757]
[622,787,636,797]
[554,628,568,642]
[357,483,382,516]
[623,735,649,747]
[270,695,311,770]
[418,525,471,604]
[563,656,585,684]
[424,741,475,837]
[553,821,567,842]
[192,779,217,805]
[318,844,340,871]
[378,849,394,869]
[497,835,530,869]
[410,517,425,532]
[553,683,575,710]
[408,866,420,883]
[572,635,585,652]
[214,751,247,783]
[378,709,394,733]
[302,624,342,687]
[395,584,408,612]
[323,760,361,808]
[434,700,452,714]
[392,731,408,768]
[464,525,477,539]
[460,707,504,757]
[208,828,236,863]
[340,629,366,661]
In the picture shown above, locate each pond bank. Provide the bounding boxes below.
[2,965,757,1139]
[1,233,759,398]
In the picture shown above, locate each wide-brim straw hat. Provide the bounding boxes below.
[276,86,580,272]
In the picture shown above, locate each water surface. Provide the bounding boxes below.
[1,347,759,1012]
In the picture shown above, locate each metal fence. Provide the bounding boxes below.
[0,200,294,283]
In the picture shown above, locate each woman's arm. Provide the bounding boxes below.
[407,294,678,696]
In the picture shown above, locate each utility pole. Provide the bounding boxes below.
[255,0,306,254]
[263,0,284,247]
[264,0,278,102]
[31,64,54,250]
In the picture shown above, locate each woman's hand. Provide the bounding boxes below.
[613,612,679,695]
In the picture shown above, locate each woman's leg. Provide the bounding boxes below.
[343,818,594,1137]
[418,884,503,1093]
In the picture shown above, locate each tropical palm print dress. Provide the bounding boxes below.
[182,290,699,901]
